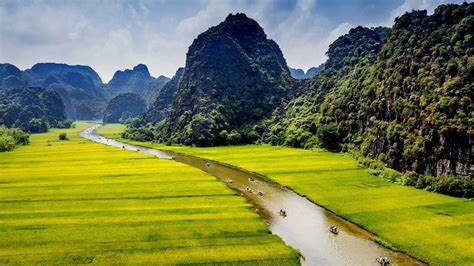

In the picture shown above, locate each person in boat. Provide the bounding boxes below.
[279,209,287,217]
[249,176,255,182]
[257,191,264,196]
[122,146,125,149]
[376,256,390,265]
[329,226,339,234]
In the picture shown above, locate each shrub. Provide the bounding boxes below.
[0,126,30,152]
[59,133,68,141]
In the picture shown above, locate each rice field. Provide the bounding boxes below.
[99,124,474,265]
[0,122,298,264]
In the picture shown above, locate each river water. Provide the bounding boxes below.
[81,125,423,265]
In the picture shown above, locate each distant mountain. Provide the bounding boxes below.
[107,64,169,106]
[142,68,183,124]
[103,93,147,123]
[0,64,70,132]
[130,13,291,145]
[289,64,325,80]
[0,63,27,89]
[24,63,102,85]
[142,75,170,107]
[289,68,305,79]
[108,64,154,95]
[304,64,325,78]
[23,63,107,120]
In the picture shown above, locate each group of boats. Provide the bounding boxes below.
[219,167,392,265]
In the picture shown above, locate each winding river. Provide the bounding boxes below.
[81,124,422,265]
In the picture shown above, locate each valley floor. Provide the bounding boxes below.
[99,124,474,265]
[0,122,298,264]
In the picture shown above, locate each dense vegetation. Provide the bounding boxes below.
[103,93,147,123]
[0,122,298,264]
[107,64,170,106]
[128,13,292,146]
[0,125,29,152]
[266,3,473,183]
[123,4,472,197]
[24,63,107,120]
[0,64,73,133]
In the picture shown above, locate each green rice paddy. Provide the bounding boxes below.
[99,123,474,265]
[0,122,298,264]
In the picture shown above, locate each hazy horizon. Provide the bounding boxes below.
[0,0,466,82]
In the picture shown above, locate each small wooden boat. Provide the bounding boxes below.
[279,209,287,217]
[249,176,255,182]
[257,191,264,196]
[328,226,339,234]
[376,256,390,265]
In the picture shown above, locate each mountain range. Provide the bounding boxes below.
[1,2,472,196]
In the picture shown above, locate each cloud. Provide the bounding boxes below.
[0,0,466,81]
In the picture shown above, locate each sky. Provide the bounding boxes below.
[0,0,467,82]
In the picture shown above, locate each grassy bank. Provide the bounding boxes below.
[99,124,474,264]
[0,122,298,264]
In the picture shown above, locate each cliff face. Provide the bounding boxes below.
[154,13,292,146]
[266,3,473,178]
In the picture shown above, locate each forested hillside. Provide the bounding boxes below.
[125,4,472,196]
[103,93,147,123]
[0,64,71,133]
[266,3,473,180]
[107,64,169,106]
[24,63,107,119]
[131,13,292,145]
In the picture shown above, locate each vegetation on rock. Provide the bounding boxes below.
[24,63,107,120]
[107,64,169,106]
[103,93,147,123]
[265,3,473,185]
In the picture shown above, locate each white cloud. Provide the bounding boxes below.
[1,0,465,81]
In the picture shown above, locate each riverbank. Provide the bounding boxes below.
[98,123,474,264]
[0,122,298,264]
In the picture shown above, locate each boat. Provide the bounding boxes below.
[279,209,287,217]
[376,256,390,265]
[328,226,339,234]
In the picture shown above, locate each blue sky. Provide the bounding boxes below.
[0,0,467,82]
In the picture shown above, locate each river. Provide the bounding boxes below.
[80,124,423,266]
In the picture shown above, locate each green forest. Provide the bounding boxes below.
[124,3,473,197]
